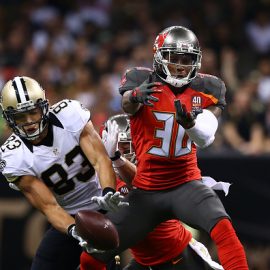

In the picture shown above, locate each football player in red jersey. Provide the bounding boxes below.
[89,26,249,270]
[80,114,224,270]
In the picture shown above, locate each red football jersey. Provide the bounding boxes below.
[130,220,191,266]
[120,68,226,190]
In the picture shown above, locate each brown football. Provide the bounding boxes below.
[75,210,119,250]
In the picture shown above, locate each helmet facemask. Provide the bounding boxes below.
[153,26,202,87]
[118,129,136,164]
[105,114,136,164]
[154,49,201,87]
[3,99,49,140]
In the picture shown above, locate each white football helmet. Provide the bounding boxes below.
[0,76,49,140]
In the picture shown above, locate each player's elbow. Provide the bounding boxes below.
[194,135,215,148]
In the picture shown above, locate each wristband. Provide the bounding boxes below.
[129,88,138,103]
[112,156,126,168]
[67,223,75,236]
[102,187,116,196]
[110,150,121,161]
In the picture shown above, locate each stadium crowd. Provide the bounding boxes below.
[0,0,270,269]
[0,0,270,158]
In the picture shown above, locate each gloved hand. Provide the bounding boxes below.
[91,190,129,212]
[174,99,202,129]
[9,183,20,191]
[129,81,162,106]
[102,120,119,158]
[68,224,105,254]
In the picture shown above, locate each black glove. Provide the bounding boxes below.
[129,82,162,106]
[174,99,202,129]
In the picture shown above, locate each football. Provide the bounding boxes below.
[75,210,119,250]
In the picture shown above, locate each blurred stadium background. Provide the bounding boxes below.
[0,0,270,269]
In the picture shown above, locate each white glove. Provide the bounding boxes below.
[9,183,21,191]
[102,120,119,158]
[91,191,129,212]
[68,224,105,254]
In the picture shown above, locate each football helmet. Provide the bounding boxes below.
[106,114,135,163]
[0,76,49,140]
[153,26,202,87]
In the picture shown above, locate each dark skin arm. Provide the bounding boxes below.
[207,106,222,119]
[122,90,143,115]
[115,158,136,188]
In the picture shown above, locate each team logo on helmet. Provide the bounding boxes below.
[153,33,168,53]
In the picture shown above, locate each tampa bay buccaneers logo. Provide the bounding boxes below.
[153,33,168,53]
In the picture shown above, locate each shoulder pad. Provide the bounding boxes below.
[119,67,153,95]
[50,99,90,133]
[1,135,33,182]
[192,74,226,109]
[1,134,23,154]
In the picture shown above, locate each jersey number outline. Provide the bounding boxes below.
[41,146,95,195]
[148,112,192,157]
[52,100,71,114]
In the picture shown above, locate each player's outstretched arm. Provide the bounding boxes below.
[175,100,221,148]
[80,120,116,190]
[16,174,95,250]
[16,175,75,234]
[102,120,136,185]
[80,120,128,211]
[122,82,162,115]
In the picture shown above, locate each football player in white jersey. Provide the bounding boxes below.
[0,76,127,270]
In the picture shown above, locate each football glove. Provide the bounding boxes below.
[102,120,119,158]
[91,190,129,212]
[68,224,105,254]
[174,99,202,129]
[129,81,162,106]
[9,183,20,191]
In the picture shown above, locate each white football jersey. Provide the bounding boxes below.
[1,99,102,215]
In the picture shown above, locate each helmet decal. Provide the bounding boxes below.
[153,32,168,53]
[12,77,30,104]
